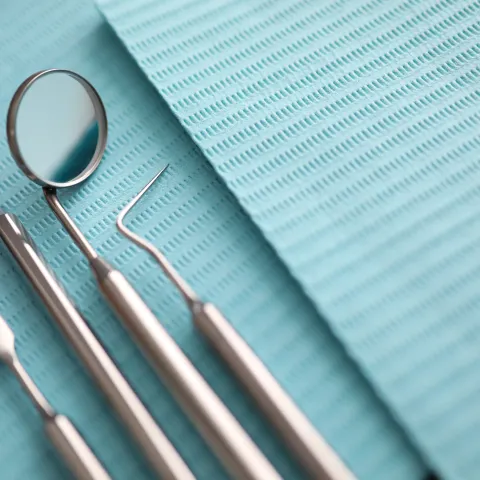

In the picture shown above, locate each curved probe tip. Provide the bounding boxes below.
[117,164,169,233]
[116,164,198,303]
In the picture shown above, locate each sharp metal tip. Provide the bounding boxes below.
[138,164,169,205]
[117,164,169,229]
[116,164,198,303]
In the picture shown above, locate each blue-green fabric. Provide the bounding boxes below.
[96,0,480,479]
[0,1,426,479]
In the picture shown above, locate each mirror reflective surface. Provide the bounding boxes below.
[10,71,104,186]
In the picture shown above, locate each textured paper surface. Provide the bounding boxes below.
[97,0,480,478]
[0,0,425,478]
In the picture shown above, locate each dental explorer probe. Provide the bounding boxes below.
[117,166,355,480]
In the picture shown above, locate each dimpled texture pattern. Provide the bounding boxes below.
[0,1,427,479]
[97,0,480,478]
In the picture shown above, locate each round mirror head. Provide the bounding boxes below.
[6,69,107,188]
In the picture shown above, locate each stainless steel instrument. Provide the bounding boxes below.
[0,209,195,480]
[0,311,111,480]
[117,167,356,480]
[6,69,281,480]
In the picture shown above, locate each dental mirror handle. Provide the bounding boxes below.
[0,211,195,480]
[89,258,282,480]
[192,303,355,480]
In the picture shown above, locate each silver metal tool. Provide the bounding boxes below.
[0,210,195,480]
[6,69,281,480]
[0,312,111,480]
[117,167,356,480]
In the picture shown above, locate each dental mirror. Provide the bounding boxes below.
[7,69,107,187]
[7,69,108,261]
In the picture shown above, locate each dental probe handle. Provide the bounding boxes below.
[45,414,111,480]
[90,257,282,480]
[191,302,356,480]
[0,212,195,480]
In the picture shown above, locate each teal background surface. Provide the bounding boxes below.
[98,0,480,478]
[0,1,426,479]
